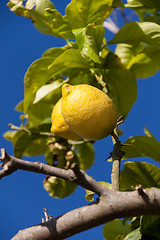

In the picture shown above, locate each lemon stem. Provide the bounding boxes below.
[111,127,124,191]
[8,123,55,137]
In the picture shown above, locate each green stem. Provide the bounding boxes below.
[8,123,55,137]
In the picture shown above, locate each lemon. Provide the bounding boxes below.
[61,84,117,140]
[51,98,81,140]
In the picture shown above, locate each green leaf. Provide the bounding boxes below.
[3,130,17,141]
[68,70,94,86]
[5,124,51,158]
[42,47,67,58]
[128,46,160,78]
[113,0,124,8]
[43,176,77,198]
[33,79,64,104]
[75,142,94,170]
[24,49,89,113]
[48,49,90,70]
[116,43,160,78]
[115,43,144,68]
[125,0,160,12]
[26,101,53,127]
[125,0,160,23]
[143,14,160,25]
[85,189,95,202]
[103,52,137,116]
[66,0,113,29]
[107,68,137,116]
[24,57,55,113]
[8,1,74,38]
[15,100,24,112]
[103,219,131,240]
[120,162,160,191]
[73,24,104,63]
[122,128,160,162]
[141,215,160,238]
[108,21,160,48]
[123,228,141,240]
[45,144,68,168]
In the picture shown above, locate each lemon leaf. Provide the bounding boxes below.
[73,24,104,63]
[122,128,160,162]
[125,0,160,22]
[48,49,90,70]
[26,101,53,127]
[66,0,113,29]
[116,43,160,79]
[103,219,131,240]
[125,0,160,10]
[102,51,137,117]
[140,216,160,238]
[6,124,51,158]
[129,46,160,78]
[85,189,95,202]
[24,58,56,113]
[122,228,141,240]
[43,176,77,198]
[7,1,74,39]
[75,142,94,170]
[24,49,90,113]
[15,100,24,112]
[107,68,137,117]
[3,130,17,141]
[108,21,160,48]
[42,47,67,58]
[33,79,64,104]
[68,71,94,86]
[120,162,160,191]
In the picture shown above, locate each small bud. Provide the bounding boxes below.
[65,151,74,161]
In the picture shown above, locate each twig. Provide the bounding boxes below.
[43,208,49,222]
[0,149,110,196]
[111,127,124,191]
[8,123,55,137]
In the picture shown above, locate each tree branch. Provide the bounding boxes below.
[111,126,124,191]
[1,149,160,239]
[0,148,109,196]
[12,187,160,240]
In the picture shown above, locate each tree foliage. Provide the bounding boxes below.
[2,0,160,239]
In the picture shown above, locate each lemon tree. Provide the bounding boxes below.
[3,0,160,239]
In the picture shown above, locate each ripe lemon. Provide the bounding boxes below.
[51,98,81,140]
[61,84,117,140]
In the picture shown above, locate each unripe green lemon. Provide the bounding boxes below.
[61,84,117,140]
[51,98,81,140]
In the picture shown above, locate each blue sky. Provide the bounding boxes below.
[1,1,160,239]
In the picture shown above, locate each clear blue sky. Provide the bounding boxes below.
[1,1,160,239]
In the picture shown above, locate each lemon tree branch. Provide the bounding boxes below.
[111,126,124,191]
[1,149,160,240]
[11,187,160,240]
[0,149,108,196]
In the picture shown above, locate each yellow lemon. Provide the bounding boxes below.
[61,84,117,140]
[51,98,81,140]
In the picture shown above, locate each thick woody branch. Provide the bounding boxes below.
[12,187,160,240]
[0,149,108,196]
